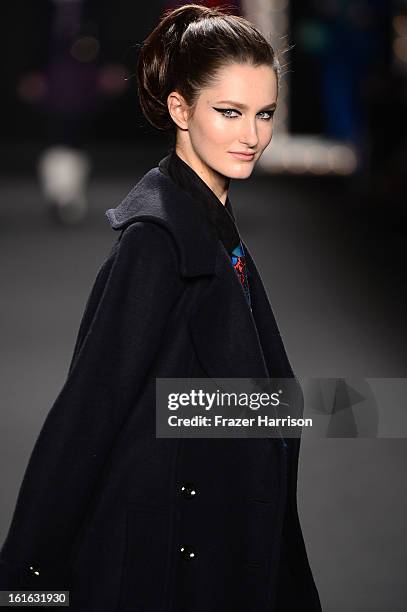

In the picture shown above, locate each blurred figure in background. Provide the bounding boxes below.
[296,0,390,171]
[17,0,129,224]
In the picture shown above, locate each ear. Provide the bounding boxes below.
[167,91,190,131]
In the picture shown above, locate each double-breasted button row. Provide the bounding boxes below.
[179,482,198,559]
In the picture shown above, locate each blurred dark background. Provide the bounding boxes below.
[1,1,406,611]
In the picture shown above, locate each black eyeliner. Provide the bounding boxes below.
[212,106,275,117]
[212,107,241,114]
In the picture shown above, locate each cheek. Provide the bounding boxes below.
[259,123,273,148]
[191,114,236,147]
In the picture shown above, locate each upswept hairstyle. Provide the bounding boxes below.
[136,3,282,132]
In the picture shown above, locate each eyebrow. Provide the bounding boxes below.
[213,100,277,111]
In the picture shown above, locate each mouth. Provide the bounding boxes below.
[229,151,255,161]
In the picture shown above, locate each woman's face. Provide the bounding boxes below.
[185,62,278,180]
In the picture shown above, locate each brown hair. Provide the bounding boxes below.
[136,3,282,132]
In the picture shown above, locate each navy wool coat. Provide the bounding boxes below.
[0,163,322,612]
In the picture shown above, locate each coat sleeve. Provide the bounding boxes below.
[0,221,185,591]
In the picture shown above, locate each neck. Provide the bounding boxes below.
[175,144,229,206]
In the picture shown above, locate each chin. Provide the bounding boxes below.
[227,165,254,179]
[212,160,255,180]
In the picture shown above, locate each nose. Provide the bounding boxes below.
[238,117,259,149]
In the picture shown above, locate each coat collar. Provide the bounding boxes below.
[158,150,241,254]
[105,163,220,278]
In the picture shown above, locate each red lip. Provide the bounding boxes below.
[229,151,255,155]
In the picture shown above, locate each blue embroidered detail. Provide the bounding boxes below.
[230,242,251,309]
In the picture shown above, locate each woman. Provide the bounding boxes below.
[0,4,322,611]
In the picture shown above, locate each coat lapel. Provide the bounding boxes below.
[188,240,271,381]
[187,240,292,445]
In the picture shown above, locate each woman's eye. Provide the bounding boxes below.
[213,108,240,118]
[258,110,275,121]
